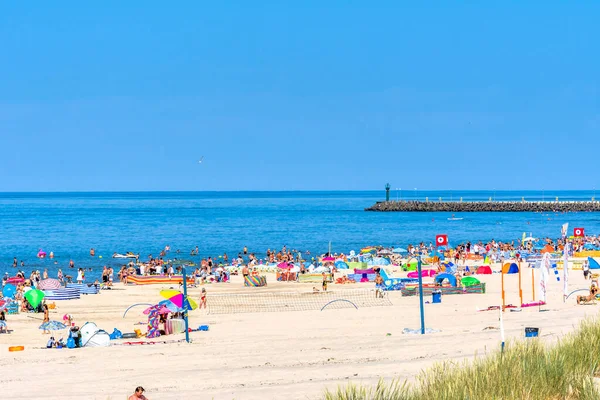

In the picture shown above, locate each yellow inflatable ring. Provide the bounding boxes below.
[9,346,24,352]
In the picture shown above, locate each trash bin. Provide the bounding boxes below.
[432,291,442,304]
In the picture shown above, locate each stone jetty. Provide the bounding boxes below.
[365,200,600,212]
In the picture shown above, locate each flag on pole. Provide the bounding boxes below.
[563,242,569,300]
[561,223,569,238]
[435,234,448,246]
[539,252,550,303]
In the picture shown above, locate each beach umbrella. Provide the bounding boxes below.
[39,320,67,331]
[378,250,393,256]
[277,262,292,269]
[2,284,16,299]
[24,289,45,309]
[159,290,197,311]
[335,261,349,269]
[38,278,61,290]
[158,298,197,313]
[393,248,407,253]
[143,305,171,315]
[322,257,335,262]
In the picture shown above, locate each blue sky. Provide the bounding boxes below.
[0,2,598,191]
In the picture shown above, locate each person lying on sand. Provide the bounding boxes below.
[129,386,148,400]
[577,283,599,305]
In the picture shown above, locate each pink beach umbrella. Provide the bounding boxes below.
[322,257,335,262]
[38,278,62,290]
[277,262,292,269]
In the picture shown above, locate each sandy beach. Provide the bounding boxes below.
[1,264,595,400]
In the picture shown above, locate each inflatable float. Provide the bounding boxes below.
[6,277,24,285]
[127,275,195,286]
[37,250,47,258]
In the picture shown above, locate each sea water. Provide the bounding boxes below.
[1,190,598,280]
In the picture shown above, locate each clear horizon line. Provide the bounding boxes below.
[0,189,596,194]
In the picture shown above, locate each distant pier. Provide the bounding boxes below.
[365,200,600,212]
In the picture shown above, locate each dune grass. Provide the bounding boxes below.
[324,318,600,400]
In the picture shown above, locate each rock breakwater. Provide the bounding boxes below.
[365,201,600,212]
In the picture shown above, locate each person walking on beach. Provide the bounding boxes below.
[42,304,50,334]
[57,269,63,284]
[583,259,590,280]
[76,268,84,284]
[374,273,385,298]
[129,386,149,400]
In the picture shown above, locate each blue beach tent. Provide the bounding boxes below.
[588,257,600,270]
[435,273,457,287]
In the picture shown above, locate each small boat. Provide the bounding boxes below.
[112,253,138,259]
[448,217,463,221]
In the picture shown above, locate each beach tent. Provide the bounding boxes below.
[80,322,110,347]
[83,330,111,347]
[588,257,600,270]
[461,276,480,287]
[502,263,519,274]
[476,265,492,275]
[368,257,390,266]
[435,273,457,287]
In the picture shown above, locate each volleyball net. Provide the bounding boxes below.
[207,289,393,314]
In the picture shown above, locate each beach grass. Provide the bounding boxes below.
[324,318,600,400]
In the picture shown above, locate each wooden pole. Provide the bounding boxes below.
[518,259,523,306]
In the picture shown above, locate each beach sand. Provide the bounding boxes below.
[1,264,595,400]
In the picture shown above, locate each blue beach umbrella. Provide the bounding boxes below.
[335,261,349,269]
[39,321,67,331]
[393,248,407,253]
[2,284,16,299]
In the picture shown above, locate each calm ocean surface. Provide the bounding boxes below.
[1,190,599,279]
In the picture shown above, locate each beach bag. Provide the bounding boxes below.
[109,328,122,340]
[67,337,76,349]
